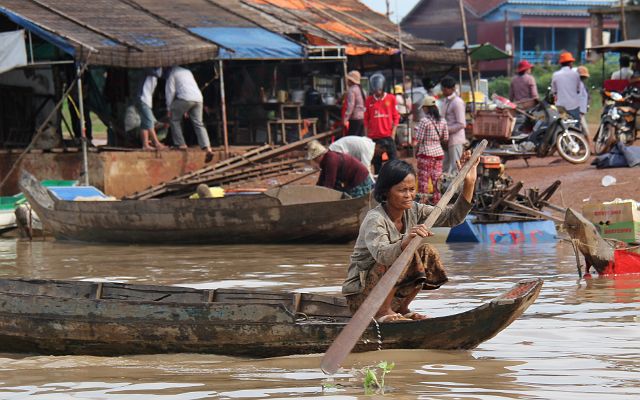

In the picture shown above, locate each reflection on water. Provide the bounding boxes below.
[0,238,638,399]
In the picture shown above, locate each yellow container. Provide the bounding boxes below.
[461,91,485,103]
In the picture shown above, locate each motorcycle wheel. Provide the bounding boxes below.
[556,130,591,164]
[594,122,615,155]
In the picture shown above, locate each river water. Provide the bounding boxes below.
[0,238,638,399]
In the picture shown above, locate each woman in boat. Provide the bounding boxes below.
[342,157,478,323]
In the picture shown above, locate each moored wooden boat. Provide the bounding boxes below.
[0,277,542,357]
[19,170,371,244]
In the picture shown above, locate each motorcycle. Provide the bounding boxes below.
[593,87,640,155]
[481,94,591,164]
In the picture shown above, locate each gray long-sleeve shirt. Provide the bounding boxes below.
[342,196,472,295]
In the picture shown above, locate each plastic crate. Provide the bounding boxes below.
[472,109,515,141]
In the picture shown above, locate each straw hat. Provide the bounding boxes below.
[517,60,533,73]
[577,66,590,78]
[421,95,437,108]
[346,70,361,84]
[559,52,575,64]
[306,140,328,160]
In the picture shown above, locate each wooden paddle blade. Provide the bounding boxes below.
[321,140,488,375]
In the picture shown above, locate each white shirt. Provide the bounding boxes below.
[165,66,203,109]
[139,75,158,108]
[328,136,375,178]
[611,67,633,80]
[552,66,581,111]
[578,81,589,114]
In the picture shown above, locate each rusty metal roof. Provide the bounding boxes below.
[0,0,461,67]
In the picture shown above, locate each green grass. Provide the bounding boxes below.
[60,101,108,141]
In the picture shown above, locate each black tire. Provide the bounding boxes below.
[594,122,614,155]
[556,130,590,164]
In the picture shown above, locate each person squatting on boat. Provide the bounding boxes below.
[306,140,374,198]
[342,156,479,323]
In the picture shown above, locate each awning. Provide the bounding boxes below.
[590,39,640,53]
[470,43,512,62]
[189,27,304,60]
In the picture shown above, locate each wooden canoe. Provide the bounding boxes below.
[0,277,543,357]
[19,170,371,244]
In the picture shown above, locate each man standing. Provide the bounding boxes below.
[440,76,466,174]
[165,66,214,162]
[611,55,633,80]
[509,60,538,103]
[364,73,399,173]
[136,68,166,151]
[306,140,373,198]
[551,52,582,121]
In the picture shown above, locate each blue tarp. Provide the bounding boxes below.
[0,7,75,56]
[189,27,304,60]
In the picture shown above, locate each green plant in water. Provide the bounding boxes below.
[363,361,395,395]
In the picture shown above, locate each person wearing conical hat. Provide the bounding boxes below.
[343,70,366,137]
[305,140,373,198]
[577,66,592,145]
[509,60,538,103]
[551,52,582,121]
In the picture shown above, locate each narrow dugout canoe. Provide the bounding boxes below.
[19,170,371,244]
[0,277,543,357]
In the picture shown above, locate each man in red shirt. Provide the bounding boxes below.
[306,140,373,198]
[364,73,400,173]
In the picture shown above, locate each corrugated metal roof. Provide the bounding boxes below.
[0,0,220,67]
[0,0,460,66]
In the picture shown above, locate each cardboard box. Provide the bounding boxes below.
[582,201,640,243]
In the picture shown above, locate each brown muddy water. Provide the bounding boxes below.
[0,238,638,399]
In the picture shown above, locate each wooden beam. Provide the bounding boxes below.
[501,200,565,224]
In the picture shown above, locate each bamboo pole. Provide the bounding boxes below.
[219,59,229,157]
[458,0,476,117]
[620,0,628,41]
[77,63,90,186]
[0,63,89,192]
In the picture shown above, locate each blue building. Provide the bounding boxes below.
[403,0,620,73]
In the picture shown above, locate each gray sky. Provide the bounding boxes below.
[360,0,421,22]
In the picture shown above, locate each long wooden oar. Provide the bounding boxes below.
[320,139,488,375]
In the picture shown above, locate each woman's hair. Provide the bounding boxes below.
[374,159,416,203]
[424,105,440,120]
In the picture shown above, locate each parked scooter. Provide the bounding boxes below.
[593,86,640,154]
[482,94,591,164]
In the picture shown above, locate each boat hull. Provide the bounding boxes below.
[19,171,370,244]
[0,278,542,357]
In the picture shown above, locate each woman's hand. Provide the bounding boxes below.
[401,224,433,249]
[457,150,480,203]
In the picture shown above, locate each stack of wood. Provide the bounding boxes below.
[124,131,335,200]
[473,180,565,224]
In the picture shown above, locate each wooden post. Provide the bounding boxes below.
[620,0,628,41]
[590,13,603,62]
[458,0,476,117]
[77,63,89,186]
[505,10,512,76]
[219,59,229,156]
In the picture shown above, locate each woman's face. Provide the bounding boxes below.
[386,174,416,210]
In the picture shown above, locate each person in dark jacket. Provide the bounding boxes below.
[306,140,373,198]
